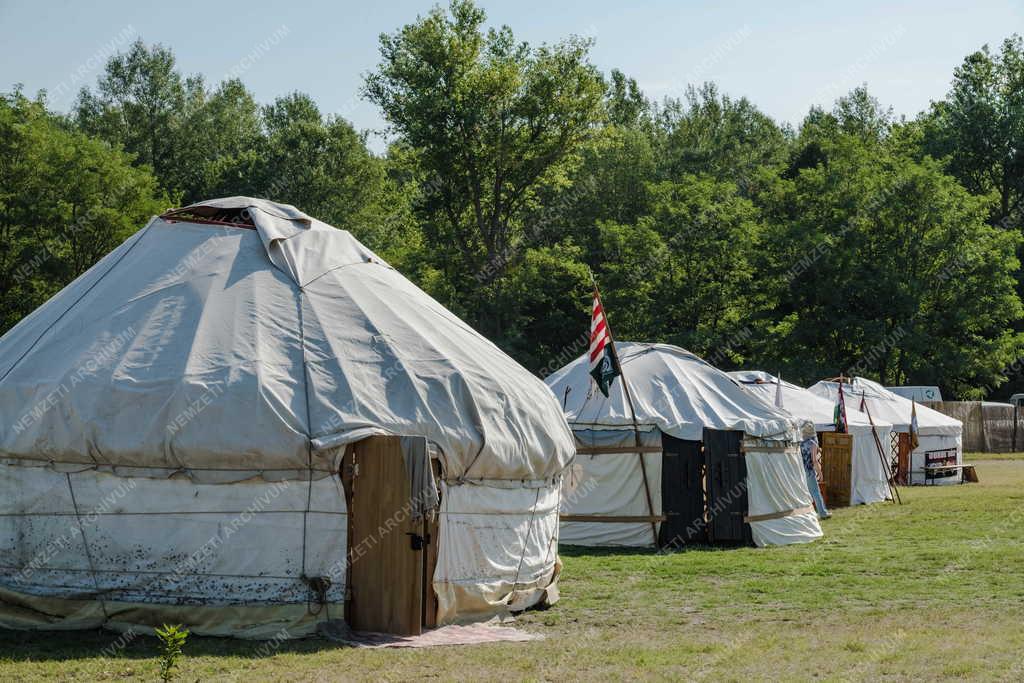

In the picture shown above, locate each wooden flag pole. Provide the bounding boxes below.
[593,280,659,547]
[861,392,902,505]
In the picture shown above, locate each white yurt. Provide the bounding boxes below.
[544,342,822,549]
[730,371,892,505]
[808,377,963,485]
[0,197,575,638]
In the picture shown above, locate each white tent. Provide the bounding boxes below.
[0,197,575,638]
[730,371,892,505]
[808,377,963,485]
[545,342,822,549]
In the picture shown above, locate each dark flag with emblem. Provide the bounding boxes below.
[833,381,849,433]
[589,289,621,397]
[910,401,920,450]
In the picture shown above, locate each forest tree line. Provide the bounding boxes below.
[2,1,1023,399]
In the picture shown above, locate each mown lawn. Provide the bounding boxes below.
[2,457,1024,681]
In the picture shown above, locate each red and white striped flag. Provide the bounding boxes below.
[589,289,621,397]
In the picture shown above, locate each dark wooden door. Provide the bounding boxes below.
[703,429,751,544]
[347,436,425,635]
[659,434,706,546]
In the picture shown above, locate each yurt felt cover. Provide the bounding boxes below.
[0,197,575,637]
[545,343,821,547]
[808,377,963,485]
[730,371,892,505]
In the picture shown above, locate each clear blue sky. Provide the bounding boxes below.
[1,0,1021,152]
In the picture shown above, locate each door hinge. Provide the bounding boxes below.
[406,532,427,551]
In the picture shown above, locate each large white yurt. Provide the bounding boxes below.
[730,371,892,505]
[544,342,822,549]
[0,197,575,638]
[808,377,963,485]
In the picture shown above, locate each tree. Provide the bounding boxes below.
[0,89,166,333]
[72,40,408,257]
[528,123,657,259]
[595,175,761,363]
[757,114,1023,395]
[257,92,409,254]
[922,34,1024,230]
[172,78,264,202]
[655,82,790,191]
[363,0,605,337]
[500,243,592,374]
[74,40,191,194]
[605,68,649,127]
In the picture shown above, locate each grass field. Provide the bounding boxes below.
[2,456,1024,682]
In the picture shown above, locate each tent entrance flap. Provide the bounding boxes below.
[704,429,751,545]
[345,436,436,636]
[659,434,706,547]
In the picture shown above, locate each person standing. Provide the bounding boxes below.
[800,421,831,519]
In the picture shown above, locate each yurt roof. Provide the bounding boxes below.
[0,197,574,481]
[544,342,795,442]
[807,376,961,435]
[730,370,894,432]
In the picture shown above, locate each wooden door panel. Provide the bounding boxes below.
[704,429,750,544]
[820,431,853,507]
[348,436,423,636]
[659,434,706,546]
[896,432,911,485]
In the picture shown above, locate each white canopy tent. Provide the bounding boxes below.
[0,197,575,638]
[545,342,822,548]
[808,377,963,485]
[730,371,892,505]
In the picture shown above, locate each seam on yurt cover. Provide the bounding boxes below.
[298,258,393,289]
[305,273,494,479]
[0,457,336,474]
[0,565,307,582]
[0,219,156,387]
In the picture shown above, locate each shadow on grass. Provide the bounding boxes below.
[0,626,341,662]
[559,542,752,558]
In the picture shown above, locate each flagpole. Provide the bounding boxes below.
[593,280,659,547]
[860,391,902,505]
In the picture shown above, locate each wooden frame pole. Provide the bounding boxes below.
[593,281,659,547]
[860,392,902,505]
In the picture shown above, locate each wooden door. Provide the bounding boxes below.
[659,434,707,547]
[346,436,426,636]
[896,432,911,485]
[704,429,751,544]
[820,432,853,507]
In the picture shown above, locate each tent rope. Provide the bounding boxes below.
[542,481,562,569]
[510,488,542,599]
[64,472,109,622]
[294,284,324,617]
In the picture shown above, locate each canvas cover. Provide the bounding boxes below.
[560,428,663,547]
[730,371,892,505]
[545,343,821,548]
[808,377,963,485]
[0,197,575,637]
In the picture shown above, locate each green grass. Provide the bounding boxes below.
[3,459,1024,681]
[964,451,1024,461]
